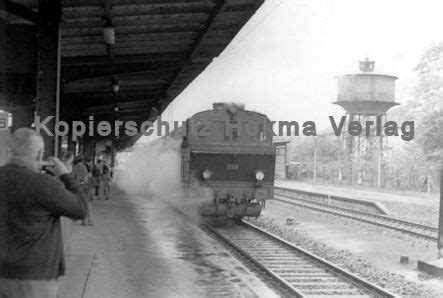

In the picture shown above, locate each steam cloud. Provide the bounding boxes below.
[114,137,212,217]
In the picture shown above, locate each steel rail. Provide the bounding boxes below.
[203,222,305,297]
[169,203,302,297]
[274,187,437,241]
[205,219,398,297]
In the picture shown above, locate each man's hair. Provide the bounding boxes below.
[62,151,75,162]
[9,128,44,158]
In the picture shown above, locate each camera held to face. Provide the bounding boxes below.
[40,161,55,176]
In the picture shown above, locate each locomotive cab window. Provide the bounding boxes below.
[257,122,266,142]
[232,127,239,141]
[197,121,210,138]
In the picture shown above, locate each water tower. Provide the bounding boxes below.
[333,59,399,188]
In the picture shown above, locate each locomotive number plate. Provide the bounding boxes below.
[0,113,8,131]
[227,163,239,170]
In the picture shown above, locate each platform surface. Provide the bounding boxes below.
[275,180,437,204]
[59,187,277,298]
[275,180,439,224]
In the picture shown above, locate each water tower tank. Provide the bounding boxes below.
[333,59,398,114]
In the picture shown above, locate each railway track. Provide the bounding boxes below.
[274,187,438,241]
[204,220,397,297]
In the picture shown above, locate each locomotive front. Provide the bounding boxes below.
[181,103,275,218]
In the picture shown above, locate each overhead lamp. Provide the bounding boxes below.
[113,105,119,112]
[103,18,115,45]
[111,77,119,94]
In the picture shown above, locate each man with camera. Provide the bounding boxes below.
[0,128,88,298]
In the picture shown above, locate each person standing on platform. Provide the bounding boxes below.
[0,128,87,298]
[84,157,92,173]
[91,159,103,199]
[62,151,74,174]
[73,157,94,226]
[102,160,112,200]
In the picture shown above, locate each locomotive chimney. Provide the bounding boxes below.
[212,102,245,111]
[213,103,226,110]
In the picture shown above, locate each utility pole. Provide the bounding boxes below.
[349,114,353,186]
[313,137,317,184]
[377,115,384,190]
[377,135,382,189]
[427,164,432,193]
[438,160,443,258]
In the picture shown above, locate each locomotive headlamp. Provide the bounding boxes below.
[202,169,212,180]
[255,170,264,181]
[111,78,120,94]
[103,18,115,45]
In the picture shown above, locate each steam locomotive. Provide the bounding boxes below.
[181,103,275,218]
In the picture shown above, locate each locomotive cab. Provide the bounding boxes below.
[181,103,275,218]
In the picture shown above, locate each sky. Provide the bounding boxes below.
[139,0,443,143]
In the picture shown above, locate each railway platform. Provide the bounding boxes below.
[275,180,438,204]
[275,180,439,225]
[58,186,277,298]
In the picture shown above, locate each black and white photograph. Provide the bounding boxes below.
[0,0,442,297]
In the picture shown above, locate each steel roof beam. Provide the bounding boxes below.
[164,0,227,111]
[61,52,192,66]
[63,0,213,7]
[62,59,202,82]
[62,89,165,102]
[82,108,150,116]
[3,1,38,24]
[188,0,226,59]
[61,94,164,118]
[84,98,158,111]
[61,23,204,37]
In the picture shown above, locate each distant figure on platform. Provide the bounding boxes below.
[92,159,103,199]
[62,151,74,174]
[84,157,92,173]
[72,156,88,183]
[102,161,113,200]
[73,157,94,226]
[0,128,87,298]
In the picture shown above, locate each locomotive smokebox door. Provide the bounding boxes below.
[254,187,268,203]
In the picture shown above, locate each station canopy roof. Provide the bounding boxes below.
[1,0,264,149]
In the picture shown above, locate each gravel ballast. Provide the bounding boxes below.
[247,201,442,297]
